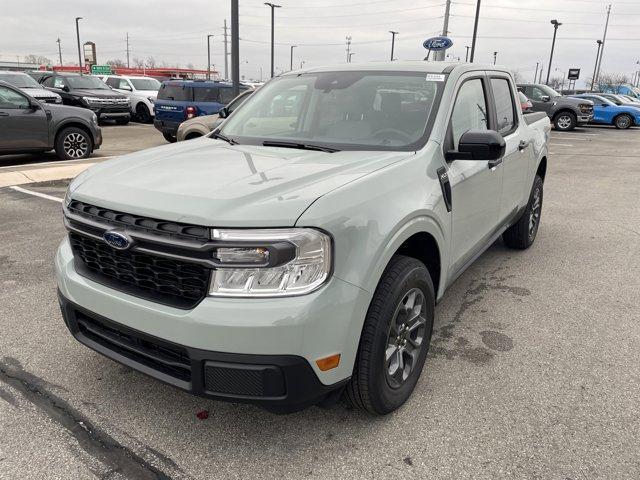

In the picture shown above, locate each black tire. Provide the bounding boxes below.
[345,255,435,415]
[163,132,177,143]
[503,175,544,249]
[115,117,130,125]
[614,114,633,130]
[185,133,203,140]
[54,127,93,160]
[553,111,577,131]
[136,104,152,123]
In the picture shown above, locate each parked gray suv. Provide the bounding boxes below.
[0,81,102,159]
[517,83,593,130]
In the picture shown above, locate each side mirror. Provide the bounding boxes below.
[540,95,550,102]
[121,84,132,91]
[29,101,41,110]
[445,130,506,161]
[601,103,608,107]
[218,107,229,119]
[61,85,70,92]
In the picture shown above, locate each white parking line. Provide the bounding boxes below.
[9,185,63,203]
[551,143,574,147]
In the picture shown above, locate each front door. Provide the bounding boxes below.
[0,85,49,151]
[446,75,504,277]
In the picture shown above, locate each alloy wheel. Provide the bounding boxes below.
[63,132,89,158]
[384,288,427,389]
[557,115,572,130]
[528,186,542,240]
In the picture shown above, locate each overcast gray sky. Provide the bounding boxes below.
[1,0,639,85]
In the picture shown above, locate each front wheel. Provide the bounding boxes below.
[614,114,632,129]
[503,175,543,249]
[136,104,152,123]
[345,255,434,415]
[554,112,576,131]
[54,127,93,160]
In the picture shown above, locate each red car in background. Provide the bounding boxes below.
[519,91,533,113]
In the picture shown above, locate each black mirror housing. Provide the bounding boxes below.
[446,130,506,161]
[218,107,228,119]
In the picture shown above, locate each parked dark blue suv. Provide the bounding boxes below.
[154,80,249,142]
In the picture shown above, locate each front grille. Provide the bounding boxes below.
[69,232,210,309]
[87,97,130,106]
[68,200,210,241]
[39,97,59,103]
[75,311,192,382]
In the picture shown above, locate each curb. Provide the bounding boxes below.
[0,162,96,188]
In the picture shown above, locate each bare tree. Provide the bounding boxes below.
[597,72,630,92]
[146,56,157,68]
[23,54,52,65]
[548,77,564,91]
[106,59,126,68]
[132,57,145,68]
[511,70,524,83]
[186,62,194,69]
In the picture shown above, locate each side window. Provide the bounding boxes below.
[524,86,534,98]
[219,87,236,104]
[106,77,119,88]
[531,87,547,101]
[0,86,30,109]
[42,76,56,87]
[53,77,66,89]
[450,78,488,150]
[119,79,132,90]
[193,87,220,102]
[490,78,516,135]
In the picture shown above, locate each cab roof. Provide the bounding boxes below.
[283,61,511,76]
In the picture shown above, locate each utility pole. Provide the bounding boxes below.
[493,51,497,65]
[346,36,352,62]
[223,19,229,80]
[231,0,239,96]
[469,0,481,62]
[534,62,539,83]
[126,32,131,68]
[57,38,63,66]
[290,45,296,70]
[207,34,214,80]
[465,45,470,62]
[546,19,562,85]
[437,0,451,61]
[264,3,281,78]
[75,17,83,74]
[389,31,398,61]
[539,65,544,83]
[594,4,611,88]
[590,40,603,90]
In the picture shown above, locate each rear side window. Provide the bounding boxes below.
[193,86,220,102]
[158,84,192,101]
[490,78,516,135]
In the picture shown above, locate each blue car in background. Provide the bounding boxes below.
[571,94,640,130]
[154,80,249,142]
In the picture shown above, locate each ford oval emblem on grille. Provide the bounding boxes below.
[102,230,132,250]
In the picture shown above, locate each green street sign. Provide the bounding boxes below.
[90,65,112,75]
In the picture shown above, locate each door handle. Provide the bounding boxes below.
[518,140,530,151]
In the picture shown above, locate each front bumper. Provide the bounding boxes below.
[577,114,594,124]
[55,238,371,409]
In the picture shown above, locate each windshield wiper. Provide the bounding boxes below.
[211,131,238,145]
[262,140,339,153]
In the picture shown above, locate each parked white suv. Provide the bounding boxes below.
[102,75,160,123]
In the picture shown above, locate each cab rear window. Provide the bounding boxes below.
[158,84,192,101]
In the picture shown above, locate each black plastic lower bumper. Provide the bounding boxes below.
[58,291,347,412]
[153,119,180,136]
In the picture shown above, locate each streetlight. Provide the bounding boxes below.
[469,0,482,62]
[493,51,497,65]
[590,40,603,91]
[264,3,281,78]
[75,17,83,74]
[348,52,355,62]
[465,45,470,62]
[389,31,398,61]
[534,62,539,83]
[290,45,296,70]
[207,34,214,80]
[546,19,562,85]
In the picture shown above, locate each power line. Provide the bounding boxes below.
[239,4,446,19]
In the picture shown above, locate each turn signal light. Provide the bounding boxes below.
[185,106,197,119]
[316,354,341,371]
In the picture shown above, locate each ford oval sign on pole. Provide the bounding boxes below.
[423,36,453,51]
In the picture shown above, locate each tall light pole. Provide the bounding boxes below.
[437,0,451,61]
[207,34,214,80]
[539,64,544,83]
[546,19,562,85]
[389,31,398,61]
[346,36,352,62]
[75,17,83,74]
[469,0,481,62]
[348,52,355,62]
[590,40,603,91]
[223,19,229,80]
[264,3,281,78]
[290,45,296,70]
[594,4,611,88]
[493,51,497,65]
[231,0,240,96]
[534,62,539,83]
[465,45,470,62]
[57,38,63,66]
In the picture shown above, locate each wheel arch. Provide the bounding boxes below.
[552,108,578,121]
[54,121,95,148]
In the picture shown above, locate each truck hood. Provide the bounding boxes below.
[70,88,127,99]
[22,87,61,99]
[70,139,413,227]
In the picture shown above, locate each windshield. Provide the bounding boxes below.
[218,71,444,151]
[131,78,161,91]
[538,84,561,98]
[66,75,109,89]
[0,73,41,88]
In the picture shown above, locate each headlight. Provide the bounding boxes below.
[147,96,155,104]
[63,187,72,207]
[209,228,332,297]
[82,96,99,104]
[55,97,62,104]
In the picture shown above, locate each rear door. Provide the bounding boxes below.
[488,75,530,222]
[155,83,192,123]
[0,85,49,150]
[445,74,504,276]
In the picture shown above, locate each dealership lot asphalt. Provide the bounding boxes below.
[1,126,639,479]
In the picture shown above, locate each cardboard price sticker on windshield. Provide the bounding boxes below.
[426,74,446,82]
